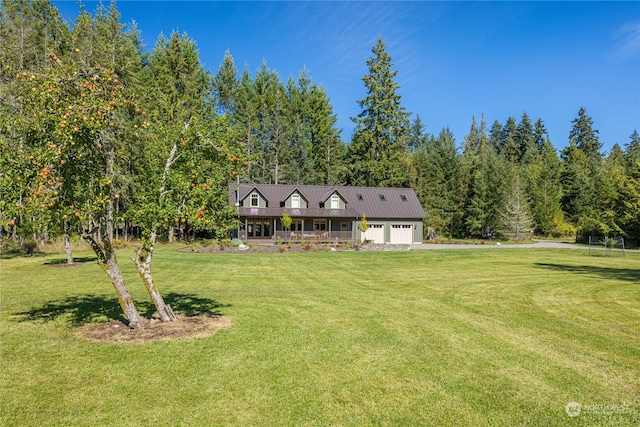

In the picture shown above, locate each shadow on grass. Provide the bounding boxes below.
[14,292,230,326]
[535,263,640,283]
[44,256,98,266]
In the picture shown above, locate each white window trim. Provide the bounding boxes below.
[330,194,339,209]
[291,193,300,208]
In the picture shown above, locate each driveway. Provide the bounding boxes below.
[409,240,585,250]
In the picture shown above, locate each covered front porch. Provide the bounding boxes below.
[236,216,356,242]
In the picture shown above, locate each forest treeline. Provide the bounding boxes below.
[2,0,639,251]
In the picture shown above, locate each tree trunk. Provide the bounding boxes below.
[79,135,143,328]
[64,232,73,264]
[133,232,176,322]
[63,222,73,264]
[84,233,143,329]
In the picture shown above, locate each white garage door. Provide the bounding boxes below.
[366,224,385,244]
[390,224,413,244]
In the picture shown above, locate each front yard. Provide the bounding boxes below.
[1,248,638,425]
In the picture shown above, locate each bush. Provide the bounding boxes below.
[0,239,20,255]
[22,239,38,256]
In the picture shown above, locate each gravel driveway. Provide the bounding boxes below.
[408,240,585,250]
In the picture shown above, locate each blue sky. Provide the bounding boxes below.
[54,1,639,153]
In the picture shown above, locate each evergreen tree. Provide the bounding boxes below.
[625,129,640,167]
[412,127,462,237]
[532,118,548,153]
[347,37,410,187]
[213,49,237,115]
[499,116,519,163]
[591,144,627,236]
[461,115,509,238]
[569,107,602,163]
[234,65,259,180]
[408,114,428,152]
[523,138,563,235]
[561,140,593,225]
[500,173,533,241]
[516,112,535,161]
[488,120,502,152]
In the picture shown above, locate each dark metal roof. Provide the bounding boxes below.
[228,183,425,219]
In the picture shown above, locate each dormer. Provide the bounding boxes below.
[283,189,308,209]
[242,188,267,208]
[322,189,347,209]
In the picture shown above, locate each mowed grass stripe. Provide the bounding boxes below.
[1,248,638,426]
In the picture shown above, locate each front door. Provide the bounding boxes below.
[247,218,271,238]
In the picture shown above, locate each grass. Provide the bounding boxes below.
[1,247,639,426]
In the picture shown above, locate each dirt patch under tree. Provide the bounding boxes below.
[76,314,231,343]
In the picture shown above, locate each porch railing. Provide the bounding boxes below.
[274,230,353,242]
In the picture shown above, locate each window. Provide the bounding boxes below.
[291,193,300,208]
[250,193,259,207]
[357,193,363,201]
[400,194,407,202]
[330,194,339,209]
[379,194,386,201]
[314,219,327,231]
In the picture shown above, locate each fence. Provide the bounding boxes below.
[588,236,626,257]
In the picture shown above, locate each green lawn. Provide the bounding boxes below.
[1,247,639,426]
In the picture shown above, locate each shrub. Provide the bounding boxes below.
[22,239,38,255]
[0,239,20,255]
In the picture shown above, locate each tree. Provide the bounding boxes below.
[281,208,292,242]
[569,107,602,163]
[412,127,462,237]
[286,69,344,185]
[523,138,563,235]
[561,107,604,238]
[213,49,237,116]
[500,173,533,241]
[461,115,509,238]
[359,213,369,241]
[130,30,222,322]
[625,129,640,167]
[0,0,71,255]
[13,51,145,328]
[347,37,411,187]
[498,116,519,163]
[515,112,535,161]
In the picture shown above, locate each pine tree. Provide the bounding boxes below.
[347,37,411,187]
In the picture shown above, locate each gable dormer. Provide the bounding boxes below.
[322,189,347,209]
[242,188,267,208]
[283,189,308,209]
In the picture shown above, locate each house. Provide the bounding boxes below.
[228,183,426,244]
